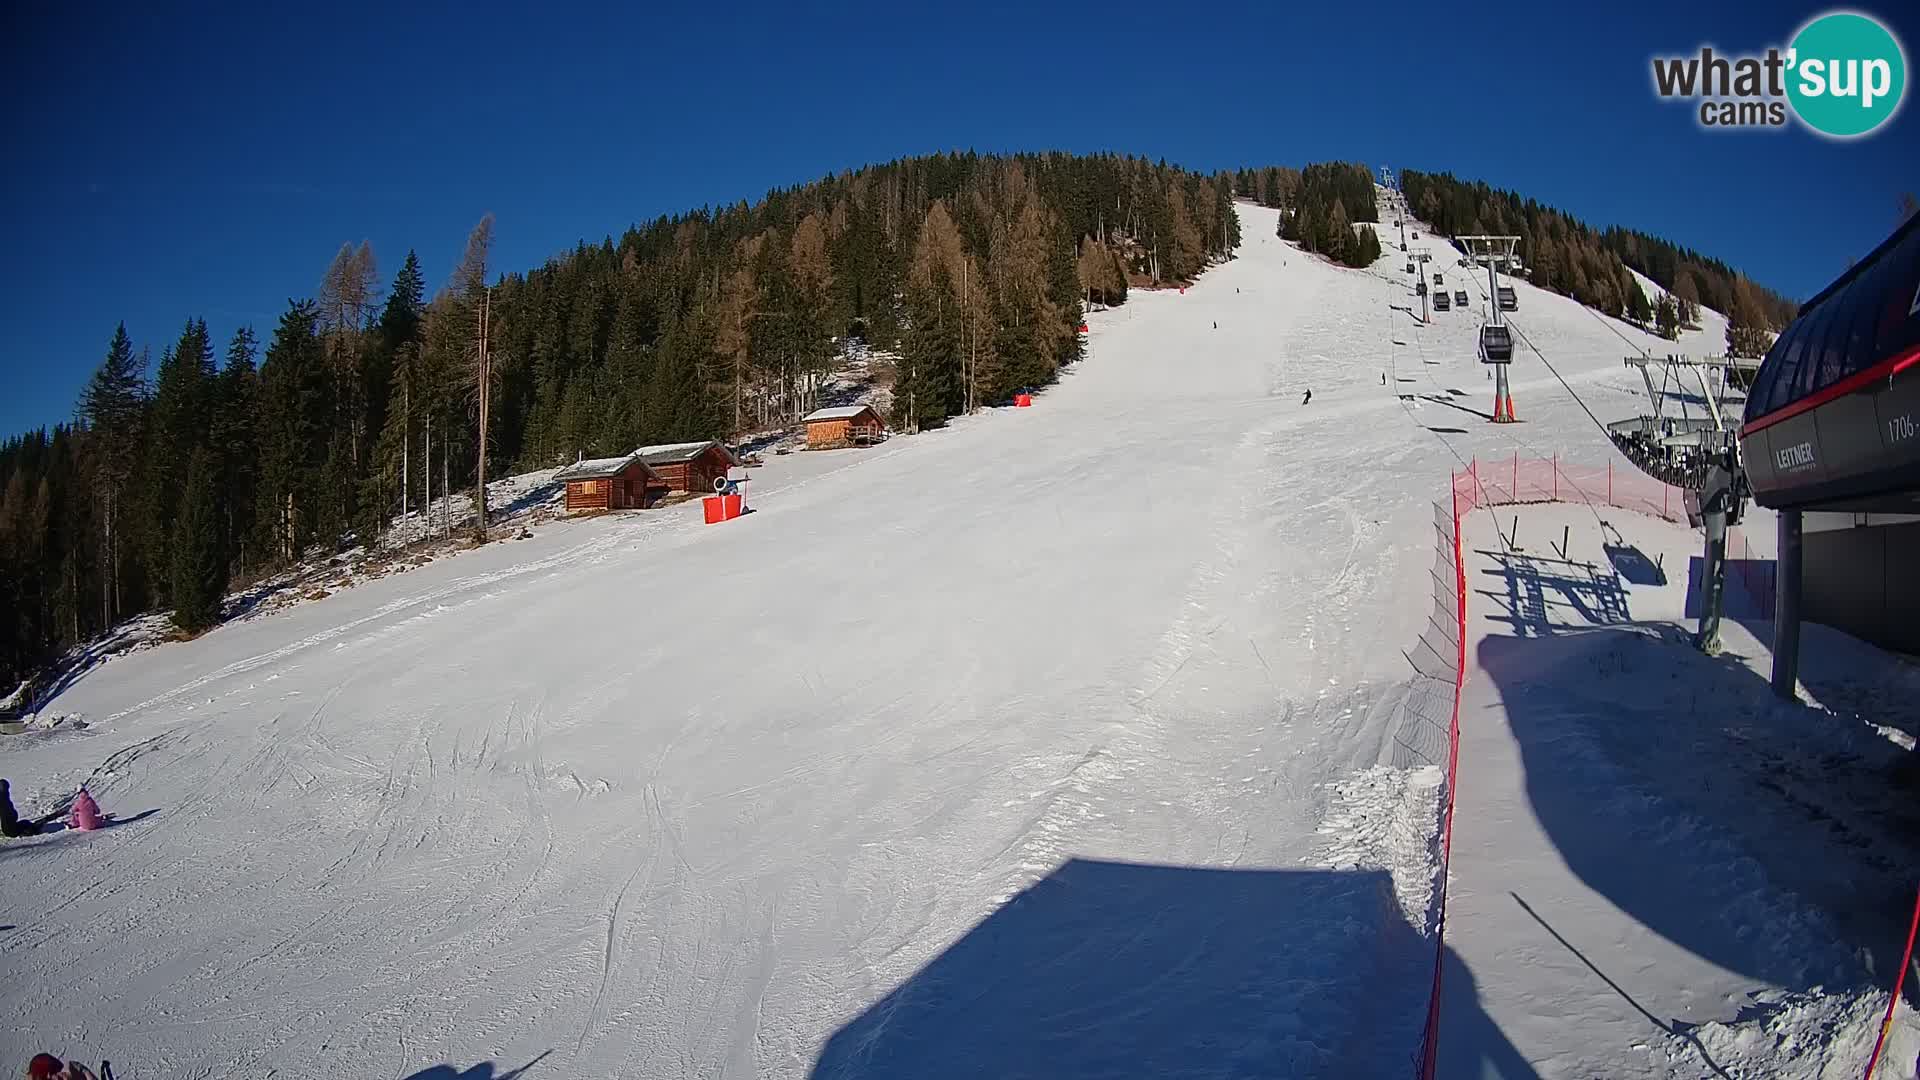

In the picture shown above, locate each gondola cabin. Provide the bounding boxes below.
[636,440,740,495]
[1741,214,1920,513]
[1496,286,1518,311]
[1741,213,1920,656]
[1432,290,1451,311]
[1478,324,1514,364]
[802,404,887,449]
[1454,289,1469,307]
[554,452,664,512]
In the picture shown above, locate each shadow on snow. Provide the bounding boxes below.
[808,857,1530,1080]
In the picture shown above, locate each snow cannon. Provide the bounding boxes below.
[1014,393,1033,408]
[704,474,747,524]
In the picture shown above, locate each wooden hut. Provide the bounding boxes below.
[802,405,887,449]
[554,452,664,513]
[636,441,739,495]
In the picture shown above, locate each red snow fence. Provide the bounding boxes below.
[702,493,743,524]
[1412,453,1760,1078]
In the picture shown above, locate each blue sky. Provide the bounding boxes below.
[2,0,1913,436]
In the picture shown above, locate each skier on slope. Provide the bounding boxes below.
[1301,389,1312,405]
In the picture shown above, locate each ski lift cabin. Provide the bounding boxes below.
[1432,290,1451,311]
[1741,213,1920,677]
[1741,213,1920,514]
[1454,289,1469,306]
[1496,286,1518,311]
[1478,324,1513,363]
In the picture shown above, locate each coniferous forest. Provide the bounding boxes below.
[0,152,1800,691]
[1397,170,1796,352]
[0,152,1244,689]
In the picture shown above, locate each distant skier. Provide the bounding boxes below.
[1212,321,1217,330]
[1381,373,1386,385]
[1302,389,1313,405]
[0,779,40,838]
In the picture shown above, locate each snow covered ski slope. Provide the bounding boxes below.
[1,201,1730,1077]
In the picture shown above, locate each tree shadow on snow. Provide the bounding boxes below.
[808,858,1532,1080]
[403,1050,548,1080]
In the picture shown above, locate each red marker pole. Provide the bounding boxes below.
[1862,882,1920,1079]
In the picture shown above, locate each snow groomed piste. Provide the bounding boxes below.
[3,199,1913,1078]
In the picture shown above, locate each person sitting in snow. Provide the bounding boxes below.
[1,780,41,838]
[28,1053,99,1080]
[67,788,103,832]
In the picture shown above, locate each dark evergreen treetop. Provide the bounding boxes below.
[1398,169,1796,327]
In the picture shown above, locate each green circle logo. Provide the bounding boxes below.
[1786,11,1906,137]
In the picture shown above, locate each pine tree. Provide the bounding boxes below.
[1724,277,1773,357]
[1672,272,1701,326]
[1628,282,1655,327]
[212,327,262,575]
[78,324,147,626]
[1654,294,1679,339]
[1324,199,1354,265]
[170,448,225,633]
[258,301,329,561]
[144,319,216,598]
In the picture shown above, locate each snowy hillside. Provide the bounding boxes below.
[0,201,1897,1078]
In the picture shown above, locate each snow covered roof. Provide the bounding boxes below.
[635,440,737,466]
[553,452,655,482]
[803,405,880,423]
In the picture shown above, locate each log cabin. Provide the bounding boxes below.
[554,452,665,513]
[636,440,739,495]
[802,405,887,449]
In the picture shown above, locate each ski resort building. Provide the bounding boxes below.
[637,440,739,495]
[554,452,664,513]
[802,404,887,449]
[1742,213,1920,677]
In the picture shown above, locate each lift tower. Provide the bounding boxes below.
[1457,235,1522,422]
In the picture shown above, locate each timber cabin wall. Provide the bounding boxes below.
[653,447,731,494]
[688,446,731,493]
[808,419,852,448]
[565,478,612,511]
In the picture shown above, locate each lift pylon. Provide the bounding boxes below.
[1457,235,1522,423]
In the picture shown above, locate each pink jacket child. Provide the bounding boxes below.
[67,789,103,832]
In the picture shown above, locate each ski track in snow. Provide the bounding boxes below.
[0,200,1791,1077]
